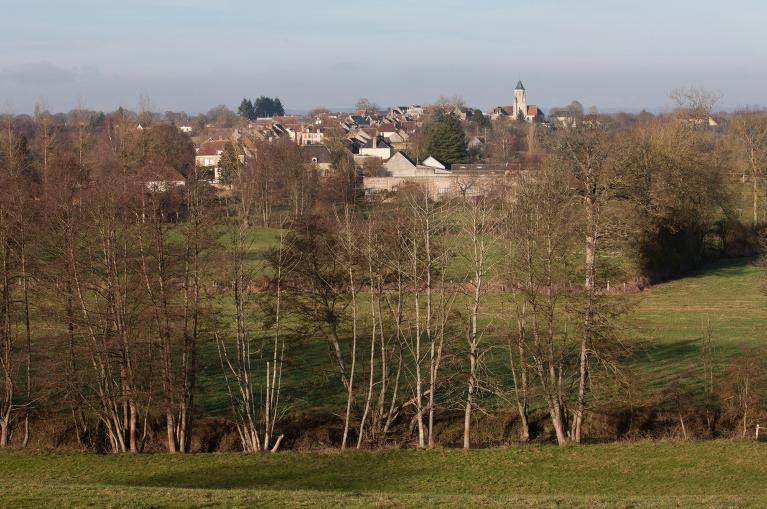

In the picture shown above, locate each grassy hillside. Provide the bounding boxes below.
[631,257,767,388]
[1,441,765,508]
[194,221,767,429]
[198,223,767,419]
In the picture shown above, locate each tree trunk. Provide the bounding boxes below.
[463,343,476,449]
[341,214,357,450]
[573,191,597,443]
[509,316,530,442]
[357,232,378,448]
[0,419,9,447]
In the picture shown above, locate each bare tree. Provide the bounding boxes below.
[723,352,767,439]
[336,207,359,450]
[556,124,616,443]
[399,184,455,448]
[356,217,377,448]
[354,98,381,115]
[277,216,352,390]
[260,228,293,452]
[730,110,767,224]
[0,174,31,447]
[136,180,209,453]
[276,139,316,218]
[508,166,577,445]
[507,304,531,442]
[33,104,56,189]
[218,209,293,452]
[459,195,501,449]
[670,87,721,123]
[66,179,149,453]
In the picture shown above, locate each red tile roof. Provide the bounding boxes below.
[196,140,228,156]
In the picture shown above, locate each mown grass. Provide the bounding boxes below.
[1,441,765,507]
[630,257,767,388]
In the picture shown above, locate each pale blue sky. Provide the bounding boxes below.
[1,0,765,113]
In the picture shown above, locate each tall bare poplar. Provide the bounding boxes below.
[459,194,501,449]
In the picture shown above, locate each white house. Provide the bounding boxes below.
[195,140,244,183]
[383,152,450,177]
[359,136,393,160]
[297,126,325,145]
[195,140,228,169]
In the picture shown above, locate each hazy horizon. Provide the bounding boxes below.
[2,0,765,115]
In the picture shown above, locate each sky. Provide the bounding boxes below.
[1,0,765,114]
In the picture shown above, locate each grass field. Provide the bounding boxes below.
[631,257,767,389]
[7,234,767,507]
[1,441,765,508]
[198,223,767,416]
[193,219,767,422]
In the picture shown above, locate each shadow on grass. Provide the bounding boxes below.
[631,339,701,367]
[632,338,743,366]
[679,257,758,281]
[107,454,425,492]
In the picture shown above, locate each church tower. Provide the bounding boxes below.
[513,80,527,120]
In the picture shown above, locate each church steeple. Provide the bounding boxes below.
[513,80,528,120]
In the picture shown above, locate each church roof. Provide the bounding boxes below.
[515,80,525,90]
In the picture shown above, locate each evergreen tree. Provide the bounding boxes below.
[253,97,271,118]
[473,109,491,130]
[252,96,285,118]
[273,98,285,116]
[90,112,106,130]
[237,98,255,120]
[425,112,468,166]
[217,142,241,186]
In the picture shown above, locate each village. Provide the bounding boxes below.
[184,81,553,199]
[182,81,725,205]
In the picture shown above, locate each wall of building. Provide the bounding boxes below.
[360,147,392,159]
[363,175,501,200]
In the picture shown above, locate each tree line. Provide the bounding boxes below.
[238,97,285,120]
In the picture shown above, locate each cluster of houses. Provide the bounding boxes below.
[189,81,542,198]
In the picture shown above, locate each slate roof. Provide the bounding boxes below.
[360,136,392,150]
[301,144,332,164]
[349,115,370,127]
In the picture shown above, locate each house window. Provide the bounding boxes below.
[438,187,450,194]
